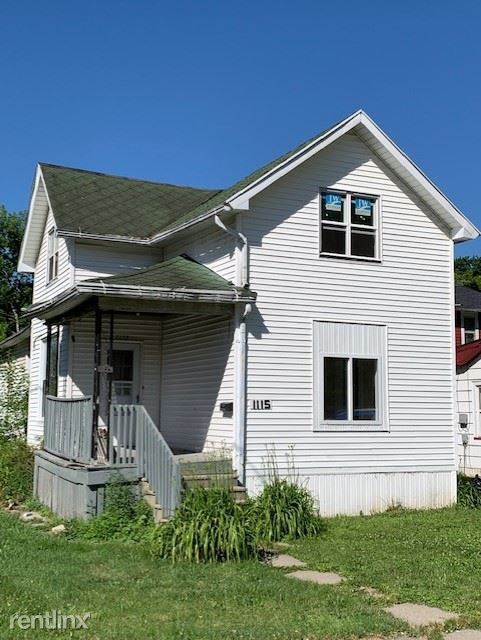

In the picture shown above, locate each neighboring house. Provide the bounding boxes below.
[0,326,31,372]
[455,284,481,474]
[19,110,479,519]
[0,327,30,435]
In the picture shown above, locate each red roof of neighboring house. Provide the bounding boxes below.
[457,339,481,368]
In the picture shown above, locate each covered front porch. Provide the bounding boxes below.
[29,256,255,518]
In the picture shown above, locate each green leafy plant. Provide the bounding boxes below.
[251,478,324,543]
[151,486,257,562]
[0,436,34,503]
[250,445,324,543]
[457,473,481,508]
[69,474,155,543]
[0,359,29,439]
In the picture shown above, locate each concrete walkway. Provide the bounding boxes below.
[384,603,458,627]
[268,551,481,639]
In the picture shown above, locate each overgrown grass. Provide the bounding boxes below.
[457,473,481,508]
[252,478,324,543]
[151,487,257,562]
[293,507,481,631]
[151,477,324,562]
[68,475,155,543]
[0,436,34,504]
[0,509,406,639]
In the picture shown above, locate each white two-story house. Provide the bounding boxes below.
[18,110,478,518]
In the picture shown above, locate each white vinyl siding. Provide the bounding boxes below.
[456,357,481,475]
[163,226,236,282]
[32,209,72,305]
[242,132,456,511]
[73,242,163,283]
[70,314,162,426]
[162,227,237,450]
[160,314,234,452]
[27,209,73,441]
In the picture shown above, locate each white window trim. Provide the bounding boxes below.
[313,321,389,432]
[319,188,381,261]
[47,226,59,284]
[473,381,481,438]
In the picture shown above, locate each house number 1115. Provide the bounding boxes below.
[252,400,272,410]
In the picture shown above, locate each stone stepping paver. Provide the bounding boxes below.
[444,632,481,640]
[287,570,344,585]
[384,603,458,627]
[270,554,306,568]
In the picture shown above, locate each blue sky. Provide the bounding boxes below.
[1,0,481,256]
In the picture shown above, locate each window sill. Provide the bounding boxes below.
[45,276,59,288]
[314,422,388,433]
[319,252,382,264]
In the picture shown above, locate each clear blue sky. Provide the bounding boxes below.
[1,0,480,256]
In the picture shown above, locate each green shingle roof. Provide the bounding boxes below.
[40,163,220,239]
[86,255,242,292]
[166,125,335,233]
[40,121,338,241]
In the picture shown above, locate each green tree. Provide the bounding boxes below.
[0,206,32,338]
[454,256,481,291]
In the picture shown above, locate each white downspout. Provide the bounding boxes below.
[214,213,250,484]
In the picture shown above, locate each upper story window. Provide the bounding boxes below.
[320,190,379,260]
[47,227,59,283]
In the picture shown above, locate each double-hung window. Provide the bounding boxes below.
[463,312,477,344]
[320,190,379,259]
[314,321,388,431]
[47,227,59,283]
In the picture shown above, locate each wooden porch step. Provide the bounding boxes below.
[182,471,237,490]
[140,479,166,524]
[231,485,248,504]
[176,453,233,478]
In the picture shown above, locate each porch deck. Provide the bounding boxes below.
[35,397,183,519]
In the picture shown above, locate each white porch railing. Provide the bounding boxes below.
[44,396,93,463]
[110,404,181,517]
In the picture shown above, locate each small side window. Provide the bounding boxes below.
[47,228,59,283]
[463,312,477,344]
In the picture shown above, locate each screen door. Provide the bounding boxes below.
[111,344,140,404]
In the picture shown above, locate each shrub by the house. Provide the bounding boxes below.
[68,474,155,543]
[251,478,324,543]
[0,359,29,439]
[0,437,34,504]
[151,486,257,562]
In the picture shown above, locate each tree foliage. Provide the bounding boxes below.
[0,205,32,338]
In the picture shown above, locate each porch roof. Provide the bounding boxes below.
[23,256,256,321]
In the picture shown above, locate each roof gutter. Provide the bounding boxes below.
[214,212,249,288]
[57,230,151,245]
[23,282,256,320]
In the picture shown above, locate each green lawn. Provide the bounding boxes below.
[1,507,481,639]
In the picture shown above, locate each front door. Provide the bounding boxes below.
[111,344,141,405]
